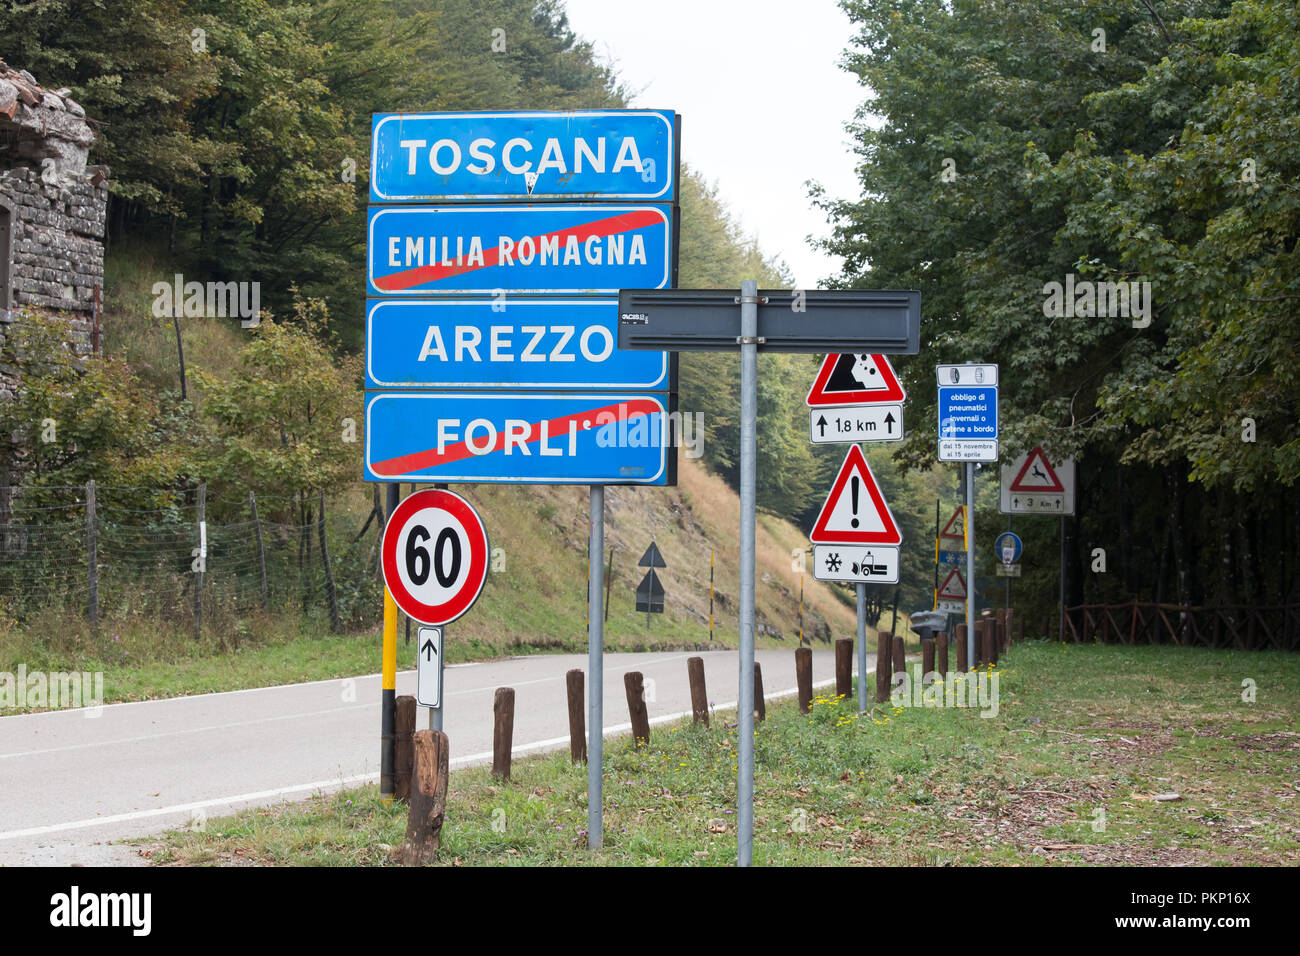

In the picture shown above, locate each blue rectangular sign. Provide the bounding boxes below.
[364,392,673,484]
[365,298,671,391]
[937,385,998,440]
[370,110,677,203]
[367,204,673,296]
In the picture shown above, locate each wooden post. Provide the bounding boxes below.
[892,635,905,677]
[956,624,968,672]
[193,482,205,641]
[795,647,813,713]
[250,492,268,610]
[402,730,449,865]
[565,669,586,763]
[394,695,416,802]
[835,638,853,698]
[971,621,983,668]
[985,620,998,666]
[687,656,708,726]
[875,633,891,704]
[624,671,651,746]
[936,632,949,675]
[754,662,766,722]
[85,480,97,629]
[492,687,515,780]
[922,638,935,676]
[318,490,341,632]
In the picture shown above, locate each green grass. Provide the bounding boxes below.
[142,642,1300,866]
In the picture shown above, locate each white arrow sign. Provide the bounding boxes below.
[809,405,904,444]
[416,625,443,708]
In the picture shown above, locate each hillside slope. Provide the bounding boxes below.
[455,455,861,657]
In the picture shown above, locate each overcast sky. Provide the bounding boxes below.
[563,0,867,288]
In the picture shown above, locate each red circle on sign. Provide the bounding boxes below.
[381,489,488,625]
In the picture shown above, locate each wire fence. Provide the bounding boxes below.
[0,482,384,635]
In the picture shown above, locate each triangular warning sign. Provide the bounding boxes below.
[1009,446,1065,493]
[638,541,666,568]
[939,506,965,545]
[809,445,902,545]
[937,568,966,600]
[806,353,906,407]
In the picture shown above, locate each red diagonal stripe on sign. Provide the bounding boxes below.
[373,209,664,292]
[371,398,662,477]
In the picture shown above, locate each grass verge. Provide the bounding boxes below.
[141,642,1300,866]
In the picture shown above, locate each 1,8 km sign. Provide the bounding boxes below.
[381,489,489,625]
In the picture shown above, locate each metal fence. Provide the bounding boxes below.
[0,482,383,635]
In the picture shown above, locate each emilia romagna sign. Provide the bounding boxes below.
[366,204,674,296]
[364,298,673,391]
[370,109,677,203]
[364,392,674,485]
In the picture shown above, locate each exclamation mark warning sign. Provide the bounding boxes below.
[809,445,903,545]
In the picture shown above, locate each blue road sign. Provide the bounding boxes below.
[364,392,673,484]
[937,385,998,440]
[365,298,671,391]
[370,110,677,203]
[367,204,673,296]
[994,531,1023,563]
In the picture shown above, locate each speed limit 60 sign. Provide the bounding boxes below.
[381,489,489,625]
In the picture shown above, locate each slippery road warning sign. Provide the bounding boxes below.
[806,353,906,407]
[809,445,902,546]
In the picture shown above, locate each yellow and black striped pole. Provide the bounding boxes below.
[380,484,399,804]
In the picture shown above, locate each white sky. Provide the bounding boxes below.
[563,0,867,288]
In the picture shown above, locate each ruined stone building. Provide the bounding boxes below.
[0,59,109,401]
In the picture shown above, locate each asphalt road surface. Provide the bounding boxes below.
[0,648,866,865]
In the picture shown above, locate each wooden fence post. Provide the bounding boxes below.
[936,632,949,675]
[754,662,766,722]
[687,656,708,726]
[922,638,935,676]
[566,669,586,763]
[795,647,813,712]
[493,687,515,780]
[85,480,97,630]
[402,730,449,865]
[624,671,651,746]
[250,492,268,610]
[892,635,905,678]
[875,633,891,703]
[984,622,998,666]
[956,624,968,672]
[394,694,416,802]
[193,482,205,641]
[318,489,341,632]
[835,638,853,699]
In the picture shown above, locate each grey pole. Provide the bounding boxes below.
[856,582,867,711]
[587,484,605,850]
[966,461,976,665]
[737,279,759,867]
[432,483,446,732]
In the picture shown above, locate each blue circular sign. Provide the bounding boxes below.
[994,531,1023,564]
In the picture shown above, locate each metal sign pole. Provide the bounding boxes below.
[587,484,604,850]
[966,463,976,665]
[856,582,868,711]
[737,279,759,867]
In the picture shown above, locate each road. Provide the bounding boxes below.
[0,648,866,865]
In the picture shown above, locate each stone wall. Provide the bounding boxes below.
[0,59,108,401]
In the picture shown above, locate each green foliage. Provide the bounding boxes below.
[820,0,1298,618]
[192,296,362,514]
[0,310,194,498]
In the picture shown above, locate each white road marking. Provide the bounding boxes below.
[0,676,847,843]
